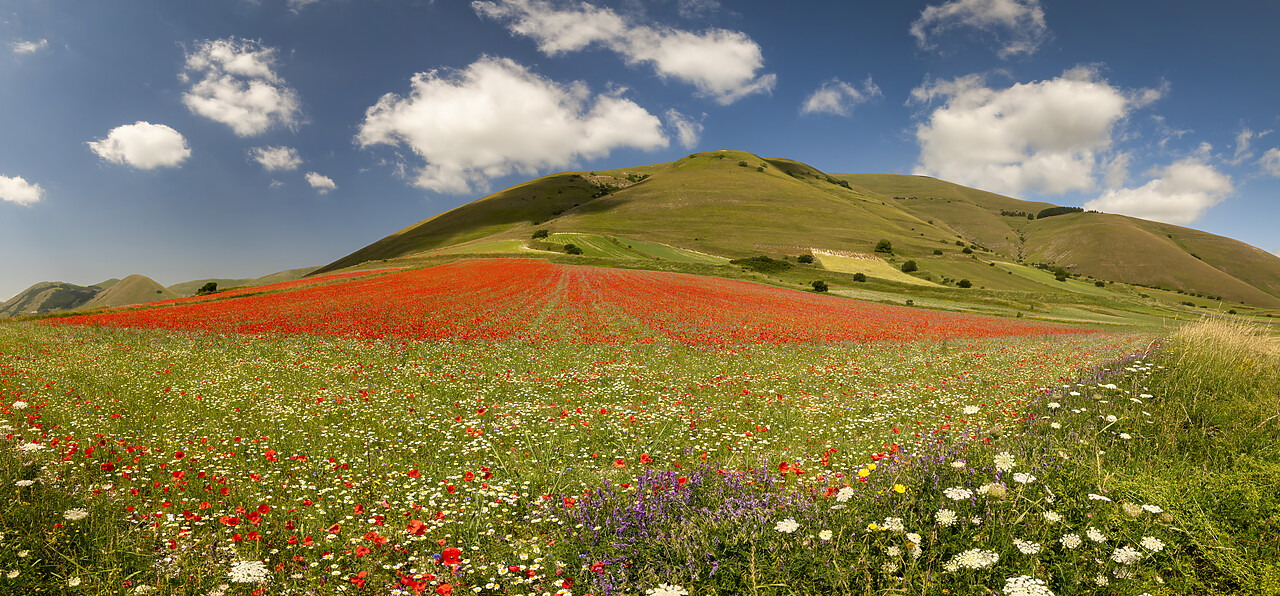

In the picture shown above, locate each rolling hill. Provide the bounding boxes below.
[1,266,321,319]
[168,267,316,297]
[0,281,103,319]
[78,274,179,310]
[315,150,1280,309]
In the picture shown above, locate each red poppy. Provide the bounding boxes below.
[436,584,453,596]
[441,547,462,566]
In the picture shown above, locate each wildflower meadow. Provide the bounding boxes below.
[2,260,1277,595]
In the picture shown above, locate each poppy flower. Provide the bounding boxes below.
[441,547,462,566]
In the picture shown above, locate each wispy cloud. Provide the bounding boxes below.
[801,77,882,117]
[9,38,48,55]
[910,0,1048,58]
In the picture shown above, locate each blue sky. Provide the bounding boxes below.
[3,0,1279,301]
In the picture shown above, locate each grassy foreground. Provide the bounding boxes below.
[1,319,1276,595]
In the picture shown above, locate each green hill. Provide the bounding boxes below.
[0,282,100,319]
[168,266,317,297]
[80,274,179,310]
[315,150,1280,309]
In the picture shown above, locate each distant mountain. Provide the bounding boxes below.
[1,266,319,319]
[0,282,102,318]
[316,150,1280,307]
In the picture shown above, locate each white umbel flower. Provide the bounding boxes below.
[1002,575,1054,596]
[646,584,688,596]
[228,560,271,584]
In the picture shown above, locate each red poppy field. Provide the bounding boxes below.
[52,259,1088,345]
[2,259,1180,596]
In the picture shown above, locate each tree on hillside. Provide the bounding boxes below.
[811,280,828,292]
[196,282,218,296]
[875,240,893,254]
[901,260,918,273]
[531,229,548,239]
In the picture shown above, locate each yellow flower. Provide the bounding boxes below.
[867,522,879,531]
[893,484,906,494]
[868,463,877,471]
[858,468,871,478]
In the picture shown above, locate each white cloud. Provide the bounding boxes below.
[287,0,321,12]
[305,171,336,193]
[357,56,668,194]
[88,122,191,169]
[1084,158,1232,225]
[472,0,774,104]
[1229,127,1272,165]
[249,146,303,171]
[181,38,301,137]
[665,109,703,149]
[801,76,882,116]
[910,0,1047,58]
[9,39,48,55]
[910,67,1156,196]
[0,175,43,206]
[1260,147,1280,177]
[1102,151,1131,189]
[677,0,721,19]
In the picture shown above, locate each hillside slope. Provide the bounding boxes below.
[168,267,317,297]
[316,150,1280,306]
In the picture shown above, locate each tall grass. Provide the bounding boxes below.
[1109,319,1280,595]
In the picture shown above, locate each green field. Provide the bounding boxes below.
[4,259,1279,595]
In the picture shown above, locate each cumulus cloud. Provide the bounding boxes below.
[0,175,43,206]
[181,38,301,137]
[305,171,336,193]
[1260,147,1280,177]
[357,56,668,194]
[9,39,48,55]
[910,0,1047,58]
[801,76,882,116]
[1084,158,1232,224]
[472,0,774,104]
[910,67,1156,196]
[249,146,303,171]
[88,122,191,169]
[665,109,703,149]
